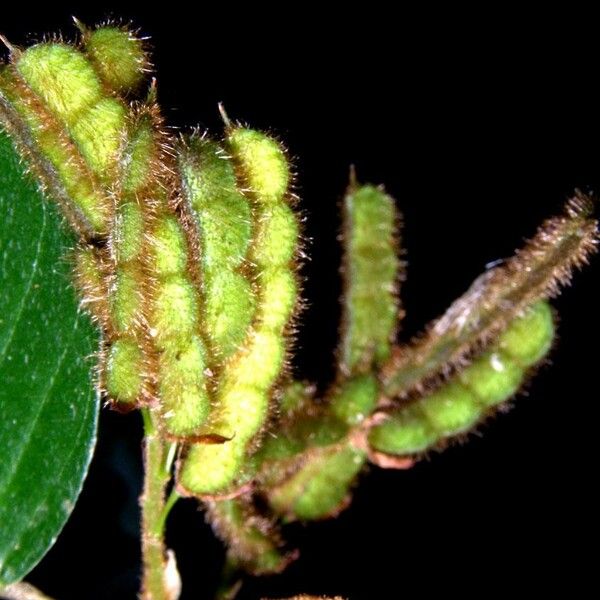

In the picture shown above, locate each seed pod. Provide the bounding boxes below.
[205,497,296,575]
[178,128,299,496]
[72,244,111,330]
[382,196,597,399]
[103,105,211,435]
[368,301,555,458]
[0,65,111,236]
[328,374,379,426]
[264,444,366,522]
[179,135,254,361]
[339,180,402,375]
[81,23,149,94]
[251,377,377,522]
[15,43,127,183]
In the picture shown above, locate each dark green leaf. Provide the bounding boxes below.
[0,129,99,585]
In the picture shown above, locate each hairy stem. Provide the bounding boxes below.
[141,409,180,600]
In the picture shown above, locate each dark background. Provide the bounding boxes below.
[2,6,599,599]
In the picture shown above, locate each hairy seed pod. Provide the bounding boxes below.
[340,181,402,374]
[0,66,111,236]
[81,24,148,94]
[328,374,379,426]
[382,197,597,399]
[251,377,378,521]
[265,444,366,522]
[101,112,155,407]
[102,105,211,435]
[72,244,111,330]
[179,135,254,361]
[178,128,299,496]
[15,43,127,184]
[205,498,295,575]
[368,301,555,457]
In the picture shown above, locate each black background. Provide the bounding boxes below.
[2,5,599,599]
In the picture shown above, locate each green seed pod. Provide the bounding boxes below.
[178,128,299,496]
[340,181,401,374]
[72,244,111,330]
[151,274,199,350]
[101,114,155,406]
[179,136,255,360]
[255,413,349,479]
[368,301,555,459]
[83,25,148,93]
[205,498,295,575]
[149,215,189,277]
[114,202,144,263]
[367,404,437,455]
[458,351,523,407]
[180,137,252,269]
[16,43,103,126]
[105,338,144,403]
[0,66,111,235]
[278,381,315,417]
[419,382,480,436]
[68,97,127,180]
[15,43,128,182]
[203,270,255,357]
[122,109,212,436]
[498,301,554,367]
[266,445,366,522]
[110,266,143,334]
[158,336,210,435]
[100,107,212,432]
[382,198,597,400]
[329,374,379,426]
[228,128,290,204]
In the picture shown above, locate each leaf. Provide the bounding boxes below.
[0,128,99,585]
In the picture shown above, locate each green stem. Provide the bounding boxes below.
[140,409,180,600]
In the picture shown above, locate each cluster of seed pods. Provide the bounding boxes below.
[1,21,597,576]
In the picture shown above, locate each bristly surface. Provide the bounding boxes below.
[381,194,598,399]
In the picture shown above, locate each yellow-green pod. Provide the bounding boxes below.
[0,66,111,235]
[158,336,210,437]
[228,128,290,204]
[16,43,128,181]
[105,339,144,404]
[69,97,127,180]
[266,445,366,522]
[329,374,379,426]
[178,128,298,496]
[498,301,554,368]
[340,182,400,374]
[368,301,555,459]
[16,43,103,126]
[205,498,294,575]
[179,136,255,359]
[83,25,148,93]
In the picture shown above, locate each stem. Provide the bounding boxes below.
[140,409,180,600]
[0,582,54,600]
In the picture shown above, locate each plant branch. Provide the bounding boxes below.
[140,409,181,600]
[0,582,54,600]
